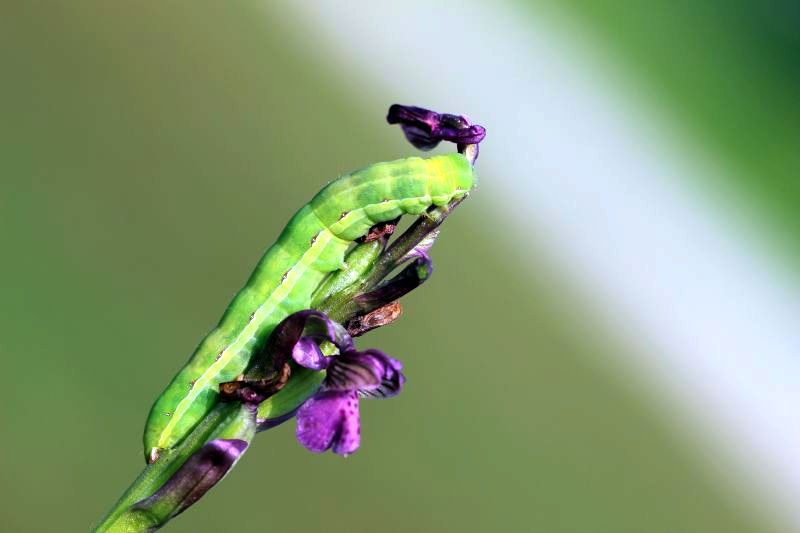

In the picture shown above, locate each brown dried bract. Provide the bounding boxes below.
[218,362,291,404]
[357,218,400,243]
[346,301,403,337]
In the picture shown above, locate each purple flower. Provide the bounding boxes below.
[295,348,404,455]
[386,103,486,151]
[265,310,406,456]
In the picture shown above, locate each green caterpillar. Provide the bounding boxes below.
[144,152,475,462]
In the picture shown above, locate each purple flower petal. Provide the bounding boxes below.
[262,310,354,372]
[273,310,352,351]
[332,396,361,456]
[133,439,248,519]
[325,349,405,399]
[296,390,360,455]
[386,104,440,132]
[292,336,329,370]
[401,229,439,263]
[398,124,443,151]
[356,349,405,399]
[301,311,353,350]
[325,352,384,392]
[438,115,487,145]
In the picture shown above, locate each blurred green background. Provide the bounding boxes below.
[1,2,795,532]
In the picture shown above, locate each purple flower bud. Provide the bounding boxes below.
[353,256,433,312]
[387,104,486,151]
[132,439,248,520]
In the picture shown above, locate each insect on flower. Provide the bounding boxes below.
[94,104,485,532]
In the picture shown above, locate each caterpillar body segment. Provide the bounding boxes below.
[144,153,474,462]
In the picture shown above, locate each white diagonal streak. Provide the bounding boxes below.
[271,1,800,530]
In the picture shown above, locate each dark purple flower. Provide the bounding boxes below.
[386,103,486,151]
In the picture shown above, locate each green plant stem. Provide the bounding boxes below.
[92,403,251,532]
